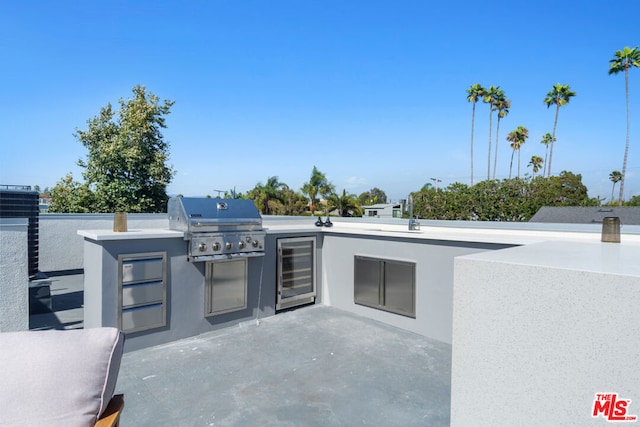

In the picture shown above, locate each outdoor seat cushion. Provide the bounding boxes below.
[0,327,124,427]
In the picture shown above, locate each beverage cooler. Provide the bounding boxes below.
[276,236,316,311]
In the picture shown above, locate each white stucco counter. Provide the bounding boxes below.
[77,229,184,241]
[264,218,640,246]
[451,240,640,426]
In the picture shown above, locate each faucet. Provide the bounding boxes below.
[408,194,420,231]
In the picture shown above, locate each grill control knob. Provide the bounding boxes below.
[252,240,259,248]
[246,236,252,243]
[225,242,233,250]
[212,242,221,251]
[198,243,207,252]
[238,241,246,249]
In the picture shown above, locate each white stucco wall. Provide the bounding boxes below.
[321,234,508,344]
[39,213,169,272]
[0,218,29,331]
[451,241,640,426]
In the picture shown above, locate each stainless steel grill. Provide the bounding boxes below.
[168,197,265,262]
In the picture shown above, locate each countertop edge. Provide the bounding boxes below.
[78,229,185,241]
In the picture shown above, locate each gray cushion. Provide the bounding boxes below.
[0,327,124,427]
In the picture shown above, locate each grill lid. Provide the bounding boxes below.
[168,197,262,233]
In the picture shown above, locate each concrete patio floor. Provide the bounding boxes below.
[27,273,451,425]
[116,305,452,426]
[29,272,84,330]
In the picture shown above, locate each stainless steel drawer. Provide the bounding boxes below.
[118,252,167,333]
[121,304,165,332]
[122,258,164,284]
[122,281,164,308]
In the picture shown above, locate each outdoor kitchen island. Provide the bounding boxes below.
[76,215,529,351]
[79,216,517,351]
[79,209,640,353]
[79,197,325,352]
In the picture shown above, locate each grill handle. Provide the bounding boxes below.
[188,252,265,263]
[191,218,262,228]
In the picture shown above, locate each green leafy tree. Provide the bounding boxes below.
[544,83,576,177]
[358,187,388,205]
[328,189,362,217]
[247,178,309,216]
[248,184,270,214]
[609,46,640,206]
[74,85,175,213]
[369,187,387,204]
[280,186,308,215]
[301,166,334,214]
[412,172,595,222]
[48,173,95,213]
[609,170,623,204]
[420,182,434,192]
[466,83,486,185]
[530,171,594,207]
[223,189,244,199]
[258,176,285,214]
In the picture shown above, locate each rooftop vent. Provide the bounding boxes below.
[0,185,39,277]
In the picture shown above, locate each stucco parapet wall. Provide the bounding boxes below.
[77,229,184,241]
[0,218,29,227]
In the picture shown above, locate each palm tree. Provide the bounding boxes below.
[264,176,285,214]
[609,46,640,206]
[528,155,544,176]
[493,97,511,179]
[251,176,285,215]
[506,126,529,178]
[466,83,486,185]
[540,133,555,177]
[301,166,334,214]
[483,85,502,180]
[544,83,576,177]
[609,170,623,205]
[328,189,362,217]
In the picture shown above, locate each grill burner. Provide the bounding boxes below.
[168,197,265,262]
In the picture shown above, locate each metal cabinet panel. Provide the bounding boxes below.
[121,304,164,332]
[205,258,247,316]
[118,252,167,333]
[354,257,382,308]
[384,260,415,317]
[121,258,164,283]
[121,281,164,308]
[354,256,415,318]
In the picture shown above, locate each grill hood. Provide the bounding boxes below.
[168,197,263,234]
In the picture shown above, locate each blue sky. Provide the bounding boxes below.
[1,0,639,203]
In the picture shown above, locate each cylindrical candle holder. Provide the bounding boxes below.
[113,212,128,232]
[601,216,620,243]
